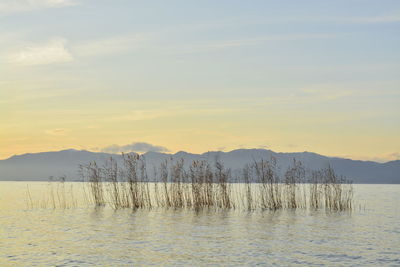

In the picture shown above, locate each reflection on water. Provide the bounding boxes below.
[0,182,399,266]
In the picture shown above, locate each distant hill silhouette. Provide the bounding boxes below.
[0,149,398,183]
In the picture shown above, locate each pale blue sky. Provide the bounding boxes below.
[0,0,399,161]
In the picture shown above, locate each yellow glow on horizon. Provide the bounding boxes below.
[1,97,399,162]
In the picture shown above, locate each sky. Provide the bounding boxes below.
[0,0,399,162]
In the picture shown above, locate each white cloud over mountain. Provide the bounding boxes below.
[101,142,170,154]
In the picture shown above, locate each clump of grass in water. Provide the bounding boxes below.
[242,164,253,211]
[189,160,208,210]
[121,153,151,209]
[215,158,232,209]
[310,170,323,209]
[25,176,77,209]
[284,159,306,209]
[76,156,353,212]
[79,162,105,206]
[170,159,185,208]
[322,166,353,211]
[253,157,282,210]
[103,157,122,209]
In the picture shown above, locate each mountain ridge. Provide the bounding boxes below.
[0,149,399,183]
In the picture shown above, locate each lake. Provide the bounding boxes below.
[0,182,399,266]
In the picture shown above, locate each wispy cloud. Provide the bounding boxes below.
[107,109,167,122]
[322,15,400,24]
[244,14,400,25]
[347,152,400,163]
[0,0,77,15]
[298,88,355,101]
[33,0,76,7]
[7,37,73,66]
[101,142,170,154]
[45,128,67,136]
[173,33,338,54]
[72,34,150,57]
[389,152,400,161]
[3,33,150,66]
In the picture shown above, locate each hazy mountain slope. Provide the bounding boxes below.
[0,149,114,181]
[0,149,398,183]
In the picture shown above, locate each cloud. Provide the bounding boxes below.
[8,38,73,66]
[247,15,400,26]
[286,144,298,148]
[174,33,338,54]
[388,152,400,161]
[3,34,148,66]
[107,109,168,122]
[101,142,170,154]
[45,128,67,136]
[298,88,354,101]
[352,152,400,163]
[42,0,76,6]
[73,34,150,57]
[325,15,400,24]
[0,0,77,15]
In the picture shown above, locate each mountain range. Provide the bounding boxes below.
[0,149,399,183]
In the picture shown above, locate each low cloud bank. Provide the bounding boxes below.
[101,142,169,154]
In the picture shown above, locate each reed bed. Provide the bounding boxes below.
[78,155,353,212]
[25,177,78,209]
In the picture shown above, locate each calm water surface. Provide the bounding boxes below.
[0,182,399,266]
